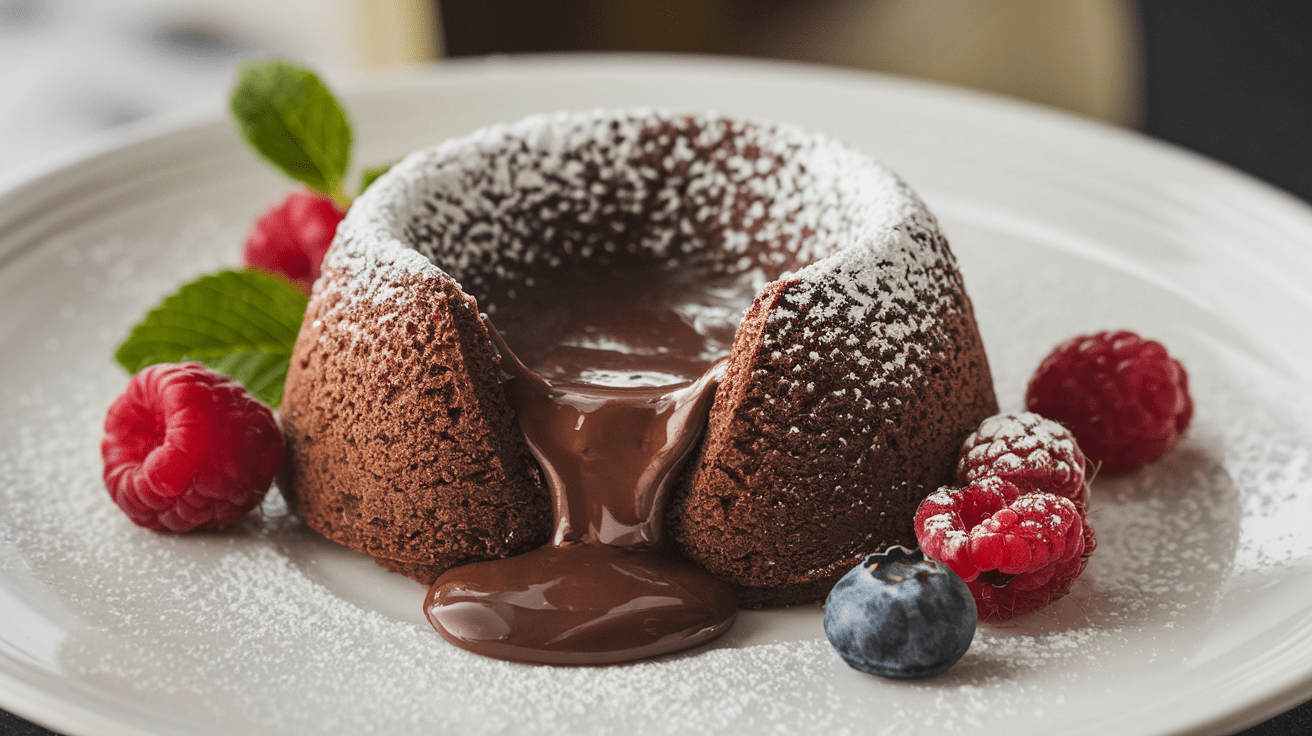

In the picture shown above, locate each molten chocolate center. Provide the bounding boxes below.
[423,266,756,665]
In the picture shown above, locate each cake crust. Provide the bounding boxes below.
[280,265,551,579]
[279,109,997,602]
[669,230,997,606]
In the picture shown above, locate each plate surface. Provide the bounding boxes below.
[2,54,1312,736]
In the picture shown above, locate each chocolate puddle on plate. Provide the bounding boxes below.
[423,265,761,665]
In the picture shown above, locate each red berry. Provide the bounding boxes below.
[1026,331,1192,473]
[242,192,344,294]
[957,412,1087,510]
[969,517,1096,621]
[914,477,1091,621]
[101,362,283,532]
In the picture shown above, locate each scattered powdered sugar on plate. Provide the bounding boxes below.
[4,169,1312,734]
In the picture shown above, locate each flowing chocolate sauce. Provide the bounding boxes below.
[423,266,758,665]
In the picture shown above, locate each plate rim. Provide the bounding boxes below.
[2,52,1312,736]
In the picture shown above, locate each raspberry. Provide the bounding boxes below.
[970,517,1096,621]
[957,412,1087,510]
[914,477,1091,621]
[1026,330,1192,473]
[242,191,344,294]
[101,362,283,532]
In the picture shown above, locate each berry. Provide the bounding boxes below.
[969,516,1095,621]
[242,191,344,294]
[1026,330,1192,473]
[914,478,1091,621]
[101,362,283,532]
[957,412,1087,510]
[824,546,976,679]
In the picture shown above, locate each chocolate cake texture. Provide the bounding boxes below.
[278,109,997,605]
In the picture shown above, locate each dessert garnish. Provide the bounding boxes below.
[114,58,387,408]
[230,58,393,292]
[105,59,377,530]
[916,477,1091,620]
[915,412,1096,621]
[114,270,307,407]
[229,58,355,210]
[957,411,1088,510]
[242,191,344,295]
[824,546,976,679]
[101,362,283,531]
[1026,330,1193,473]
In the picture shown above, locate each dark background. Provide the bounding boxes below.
[440,0,1312,205]
[1137,1,1312,204]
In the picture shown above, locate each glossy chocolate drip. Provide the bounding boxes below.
[424,266,754,665]
[506,352,727,549]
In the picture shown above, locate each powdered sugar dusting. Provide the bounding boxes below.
[957,411,1087,504]
[971,413,1078,458]
[316,110,934,350]
[4,360,1298,736]
[5,120,1312,735]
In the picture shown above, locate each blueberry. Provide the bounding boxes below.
[824,546,976,679]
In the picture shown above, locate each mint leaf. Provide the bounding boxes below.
[360,162,395,193]
[116,270,308,407]
[231,59,353,200]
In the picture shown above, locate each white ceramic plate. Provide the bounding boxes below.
[3,55,1312,736]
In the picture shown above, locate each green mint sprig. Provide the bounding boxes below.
[116,59,396,406]
[115,270,309,407]
[231,59,354,209]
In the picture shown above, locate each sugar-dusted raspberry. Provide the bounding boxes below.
[970,516,1095,621]
[914,477,1089,621]
[101,362,283,532]
[242,191,344,294]
[1026,330,1192,473]
[957,412,1087,510]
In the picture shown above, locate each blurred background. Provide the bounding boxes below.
[1,2,1311,735]
[1,0,1311,202]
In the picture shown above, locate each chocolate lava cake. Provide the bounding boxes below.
[278,109,997,605]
